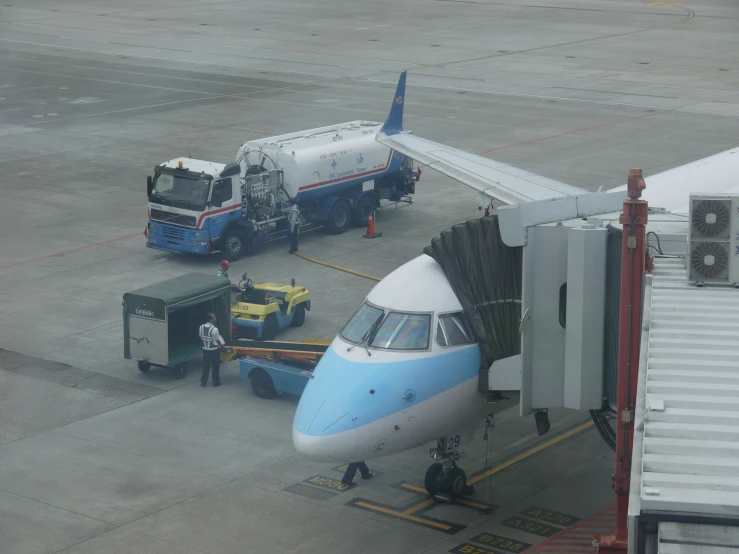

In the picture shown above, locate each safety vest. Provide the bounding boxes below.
[199,323,220,350]
[216,269,228,278]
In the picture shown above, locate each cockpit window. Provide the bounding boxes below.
[370,312,430,350]
[436,312,476,347]
[340,302,384,344]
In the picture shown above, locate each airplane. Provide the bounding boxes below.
[292,71,739,497]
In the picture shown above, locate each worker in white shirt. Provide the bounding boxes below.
[199,313,225,387]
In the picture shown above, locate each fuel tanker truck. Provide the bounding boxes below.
[144,120,421,259]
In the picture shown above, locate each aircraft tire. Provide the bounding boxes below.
[424,463,443,495]
[444,467,467,498]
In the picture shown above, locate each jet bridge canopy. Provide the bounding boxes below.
[423,216,523,371]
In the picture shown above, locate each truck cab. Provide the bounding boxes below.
[145,121,421,260]
[146,158,242,254]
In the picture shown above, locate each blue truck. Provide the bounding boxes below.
[145,121,420,260]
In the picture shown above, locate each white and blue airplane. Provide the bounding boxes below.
[292,71,739,496]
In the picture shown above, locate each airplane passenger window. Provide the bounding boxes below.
[436,312,476,346]
[340,302,384,344]
[370,312,430,350]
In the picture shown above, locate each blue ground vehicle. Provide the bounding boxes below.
[145,121,420,260]
[220,339,329,399]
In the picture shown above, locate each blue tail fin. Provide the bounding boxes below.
[379,71,406,136]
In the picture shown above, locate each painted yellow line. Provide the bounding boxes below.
[400,483,427,494]
[354,501,452,531]
[401,481,491,510]
[402,498,435,515]
[468,420,594,485]
[457,498,491,510]
[294,252,381,282]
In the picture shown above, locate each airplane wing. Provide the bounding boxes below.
[375,72,739,246]
[376,72,587,206]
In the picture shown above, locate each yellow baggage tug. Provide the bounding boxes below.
[229,273,310,341]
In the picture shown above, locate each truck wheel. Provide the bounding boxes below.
[262,314,279,341]
[250,368,276,399]
[325,200,351,234]
[137,361,151,373]
[222,229,249,261]
[291,304,306,327]
[173,364,186,380]
[352,194,377,226]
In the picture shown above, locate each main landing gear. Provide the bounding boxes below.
[423,437,473,498]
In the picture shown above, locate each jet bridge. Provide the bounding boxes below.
[480,178,739,552]
[628,256,739,552]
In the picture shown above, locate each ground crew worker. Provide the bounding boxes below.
[341,461,373,486]
[216,260,230,278]
[284,200,301,254]
[199,313,225,387]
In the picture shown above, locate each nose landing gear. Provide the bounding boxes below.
[423,438,473,498]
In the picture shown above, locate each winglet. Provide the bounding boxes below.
[379,71,406,136]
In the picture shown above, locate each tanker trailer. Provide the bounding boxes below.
[145,120,421,259]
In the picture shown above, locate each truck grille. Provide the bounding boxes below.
[162,226,186,242]
[150,209,196,228]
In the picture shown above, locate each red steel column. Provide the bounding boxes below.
[600,169,649,553]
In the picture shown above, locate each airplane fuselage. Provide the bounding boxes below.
[292,254,491,462]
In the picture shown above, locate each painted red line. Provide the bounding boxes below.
[529,542,593,554]
[476,109,675,155]
[541,541,592,546]
[527,503,616,553]
[0,232,143,270]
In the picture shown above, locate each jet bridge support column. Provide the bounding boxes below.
[599,170,649,553]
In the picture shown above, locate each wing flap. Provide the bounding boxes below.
[379,132,586,205]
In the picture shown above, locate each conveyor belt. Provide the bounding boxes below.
[221,338,330,366]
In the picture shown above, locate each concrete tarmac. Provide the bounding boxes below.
[0,0,737,552]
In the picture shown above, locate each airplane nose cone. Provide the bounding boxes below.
[293,399,357,462]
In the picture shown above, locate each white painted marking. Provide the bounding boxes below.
[69,97,102,104]
[0,127,40,137]
[355,24,390,30]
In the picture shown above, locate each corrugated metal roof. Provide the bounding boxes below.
[637,256,739,517]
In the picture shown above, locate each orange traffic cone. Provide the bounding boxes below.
[363,211,382,239]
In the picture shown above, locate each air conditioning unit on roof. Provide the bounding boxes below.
[688,194,739,286]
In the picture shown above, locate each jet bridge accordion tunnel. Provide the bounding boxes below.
[425,215,621,449]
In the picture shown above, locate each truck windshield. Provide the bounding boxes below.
[151,172,211,211]
[340,302,384,344]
